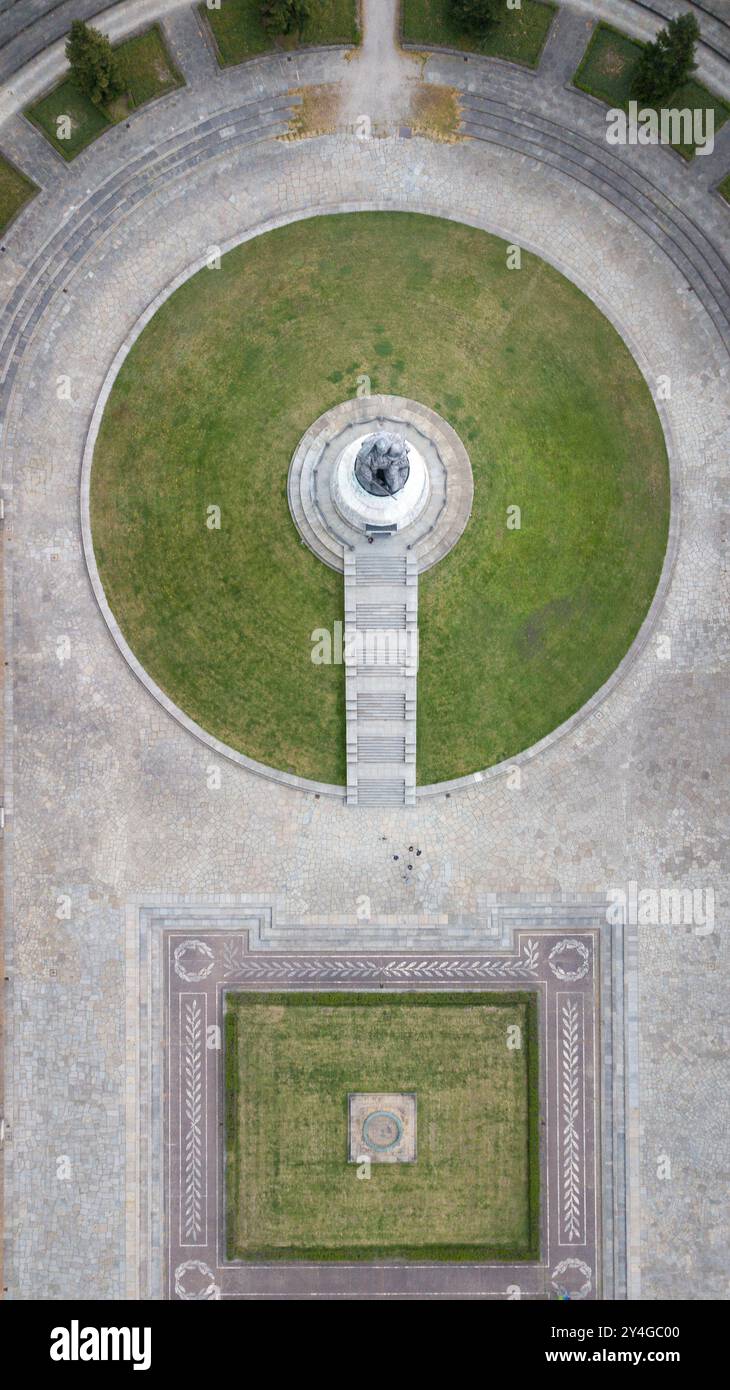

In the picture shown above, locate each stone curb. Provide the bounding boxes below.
[401,39,542,76]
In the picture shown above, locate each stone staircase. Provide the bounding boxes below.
[344,541,418,807]
[287,396,473,807]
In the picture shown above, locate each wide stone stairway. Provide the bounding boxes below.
[287,394,473,805]
[344,540,418,806]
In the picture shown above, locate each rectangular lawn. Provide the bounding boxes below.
[573,23,640,107]
[402,0,556,68]
[26,77,110,161]
[201,0,359,67]
[111,24,183,112]
[573,22,729,159]
[0,153,38,233]
[226,990,540,1261]
[25,25,184,161]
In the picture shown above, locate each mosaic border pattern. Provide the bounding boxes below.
[124,896,635,1299]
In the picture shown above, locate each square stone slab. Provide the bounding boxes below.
[348,1092,417,1164]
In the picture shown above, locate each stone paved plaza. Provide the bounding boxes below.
[0,0,728,1299]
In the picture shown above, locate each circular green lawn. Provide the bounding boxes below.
[91,213,669,785]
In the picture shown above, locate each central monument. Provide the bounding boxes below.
[354,430,410,497]
[332,426,430,534]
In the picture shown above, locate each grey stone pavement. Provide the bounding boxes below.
[343,0,416,130]
[162,6,221,89]
[0,0,105,83]
[539,4,597,85]
[0,0,727,1300]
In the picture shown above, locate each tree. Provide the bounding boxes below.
[65,20,121,106]
[260,0,311,36]
[450,0,496,39]
[666,12,701,86]
[631,14,700,105]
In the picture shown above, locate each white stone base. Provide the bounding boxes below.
[287,395,474,573]
[332,433,430,533]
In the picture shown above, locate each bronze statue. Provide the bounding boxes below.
[354,431,410,497]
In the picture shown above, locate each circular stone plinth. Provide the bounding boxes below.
[287,395,474,573]
[362,1110,403,1152]
[332,432,430,533]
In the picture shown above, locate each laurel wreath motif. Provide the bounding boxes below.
[548,937,590,982]
[173,938,215,982]
[222,938,540,981]
[174,1260,220,1301]
[551,1258,592,1300]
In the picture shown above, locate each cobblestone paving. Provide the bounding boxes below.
[0,12,727,1300]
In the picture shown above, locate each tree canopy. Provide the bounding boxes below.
[65,20,122,106]
[450,0,496,38]
[631,14,700,105]
[260,0,311,36]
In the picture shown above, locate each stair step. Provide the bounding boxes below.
[356,779,407,806]
[356,557,408,584]
[356,604,407,629]
[358,737,407,762]
[346,539,418,807]
[358,665,407,677]
[357,694,407,718]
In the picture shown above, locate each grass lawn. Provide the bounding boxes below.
[0,154,38,234]
[25,25,183,160]
[718,172,730,203]
[225,991,539,1261]
[402,0,556,68]
[573,22,729,159]
[109,25,183,113]
[26,77,109,160]
[200,0,358,67]
[90,212,669,785]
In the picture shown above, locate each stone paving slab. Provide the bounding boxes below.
[161,5,221,88]
[539,4,596,85]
